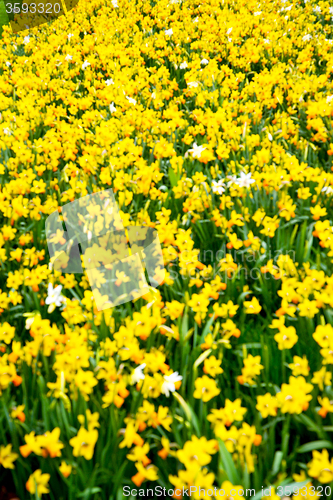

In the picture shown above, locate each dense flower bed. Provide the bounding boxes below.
[0,0,333,498]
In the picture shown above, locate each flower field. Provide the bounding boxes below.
[0,0,333,498]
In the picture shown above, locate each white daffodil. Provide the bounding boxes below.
[23,36,30,44]
[184,142,206,159]
[23,311,41,330]
[126,96,137,105]
[45,283,65,313]
[302,34,312,42]
[322,186,333,194]
[212,179,225,194]
[81,60,91,70]
[109,102,117,113]
[65,54,73,62]
[227,174,238,187]
[130,363,146,385]
[187,81,199,88]
[200,58,209,65]
[161,372,183,397]
[165,28,173,36]
[179,61,188,69]
[234,172,256,188]
[105,78,114,85]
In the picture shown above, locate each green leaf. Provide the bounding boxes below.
[270,450,283,478]
[200,312,216,342]
[180,305,189,342]
[295,220,308,266]
[193,349,212,370]
[218,439,241,485]
[173,392,200,435]
[295,414,326,439]
[76,487,102,498]
[297,440,333,453]
[0,0,9,31]
[168,166,179,188]
[235,343,262,350]
[237,290,252,305]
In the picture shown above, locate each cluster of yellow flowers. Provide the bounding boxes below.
[0,0,333,496]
